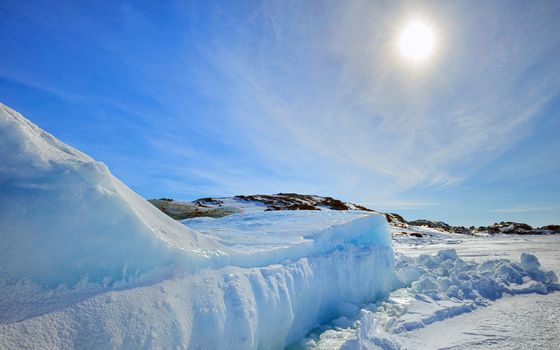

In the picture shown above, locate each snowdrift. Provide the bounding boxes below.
[0,104,228,288]
[299,249,560,349]
[185,210,392,268]
[0,104,396,349]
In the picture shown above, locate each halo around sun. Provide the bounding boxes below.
[398,21,437,63]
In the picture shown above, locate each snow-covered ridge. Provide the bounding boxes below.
[0,104,396,349]
[0,103,230,288]
[183,210,392,268]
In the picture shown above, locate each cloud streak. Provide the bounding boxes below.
[193,0,560,201]
[491,206,560,213]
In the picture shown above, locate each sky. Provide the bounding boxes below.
[1,0,559,226]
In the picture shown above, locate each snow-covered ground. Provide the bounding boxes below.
[294,231,560,349]
[395,233,560,350]
[394,231,560,268]
[1,103,558,350]
[401,292,560,349]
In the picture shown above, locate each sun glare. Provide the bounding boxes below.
[398,21,436,63]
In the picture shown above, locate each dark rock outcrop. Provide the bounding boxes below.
[233,193,374,212]
[384,213,408,228]
[486,222,533,234]
[148,199,238,220]
[540,225,560,233]
[479,222,559,235]
[404,219,559,235]
[408,219,453,232]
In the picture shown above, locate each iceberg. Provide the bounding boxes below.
[0,104,396,349]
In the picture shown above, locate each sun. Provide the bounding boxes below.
[398,21,436,63]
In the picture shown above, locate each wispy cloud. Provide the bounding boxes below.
[197,0,560,198]
[491,206,560,213]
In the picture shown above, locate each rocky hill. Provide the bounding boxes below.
[147,198,240,220]
[400,219,560,235]
[482,222,560,235]
[149,193,374,221]
[149,194,559,235]
[231,193,374,211]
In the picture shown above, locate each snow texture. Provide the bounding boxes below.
[297,249,560,349]
[183,210,392,268]
[0,104,396,349]
[0,104,228,288]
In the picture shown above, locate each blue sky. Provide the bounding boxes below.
[1,0,559,226]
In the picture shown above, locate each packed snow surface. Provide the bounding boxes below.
[295,231,560,349]
[0,104,395,349]
[183,211,391,265]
